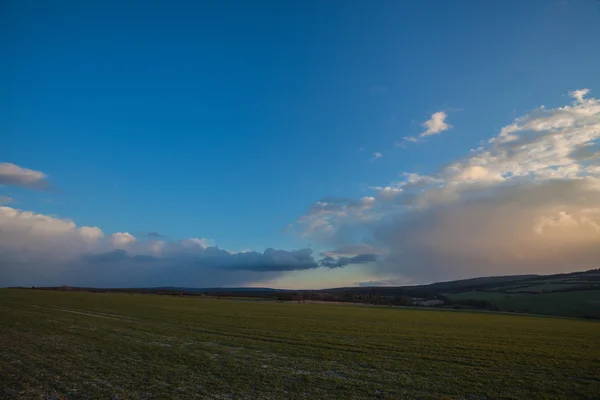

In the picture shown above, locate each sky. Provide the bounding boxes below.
[2,0,600,289]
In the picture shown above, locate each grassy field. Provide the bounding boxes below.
[1,290,599,399]
[447,290,600,318]
[503,283,580,293]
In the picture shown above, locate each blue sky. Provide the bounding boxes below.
[2,1,600,288]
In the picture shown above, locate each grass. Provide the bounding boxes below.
[504,283,580,293]
[447,289,600,318]
[495,290,600,318]
[446,291,524,301]
[1,289,599,399]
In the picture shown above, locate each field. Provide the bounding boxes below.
[446,290,600,318]
[502,283,580,293]
[1,290,599,399]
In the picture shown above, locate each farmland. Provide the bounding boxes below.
[441,270,600,318]
[446,290,600,318]
[1,290,599,399]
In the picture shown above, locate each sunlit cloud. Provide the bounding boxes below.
[421,111,451,137]
[297,89,600,282]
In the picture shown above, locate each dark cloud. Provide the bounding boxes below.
[83,250,157,264]
[319,253,377,268]
[77,247,318,287]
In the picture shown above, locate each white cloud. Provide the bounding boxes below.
[111,232,136,248]
[569,88,590,103]
[533,210,600,235]
[372,152,383,160]
[371,186,403,201]
[456,165,504,182]
[297,197,379,241]
[0,206,104,270]
[298,89,600,282]
[0,163,49,190]
[180,237,212,249]
[79,226,104,241]
[421,111,451,137]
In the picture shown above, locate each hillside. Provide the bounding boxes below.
[441,269,600,319]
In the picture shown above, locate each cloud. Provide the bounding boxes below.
[297,196,378,242]
[0,163,49,190]
[370,186,403,201]
[0,206,106,287]
[421,111,451,137]
[0,196,13,204]
[3,89,598,288]
[396,136,419,148]
[0,205,370,287]
[111,232,136,248]
[298,89,600,283]
[323,243,382,256]
[357,277,410,287]
[84,247,319,273]
[372,152,383,160]
[319,253,377,268]
[147,232,166,238]
[570,88,590,103]
[373,178,600,282]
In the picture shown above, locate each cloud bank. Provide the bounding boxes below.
[0,204,368,288]
[297,89,600,283]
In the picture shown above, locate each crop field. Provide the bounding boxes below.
[1,290,599,399]
[447,290,600,318]
[503,283,579,293]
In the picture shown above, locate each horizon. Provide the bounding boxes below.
[3,1,600,289]
[6,267,596,293]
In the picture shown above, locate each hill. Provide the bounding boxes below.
[441,269,600,319]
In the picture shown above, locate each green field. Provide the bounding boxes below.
[1,290,599,399]
[503,283,580,293]
[447,290,600,318]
